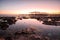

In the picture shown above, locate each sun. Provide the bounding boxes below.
[20,10,30,14]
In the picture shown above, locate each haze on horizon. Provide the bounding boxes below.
[0,0,60,14]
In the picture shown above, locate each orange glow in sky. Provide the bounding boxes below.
[0,9,60,14]
[0,0,60,14]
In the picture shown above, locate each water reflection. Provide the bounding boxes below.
[0,17,60,40]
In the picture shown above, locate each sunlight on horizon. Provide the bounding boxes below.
[0,9,60,14]
[19,9,60,14]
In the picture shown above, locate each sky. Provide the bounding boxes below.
[0,0,60,14]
